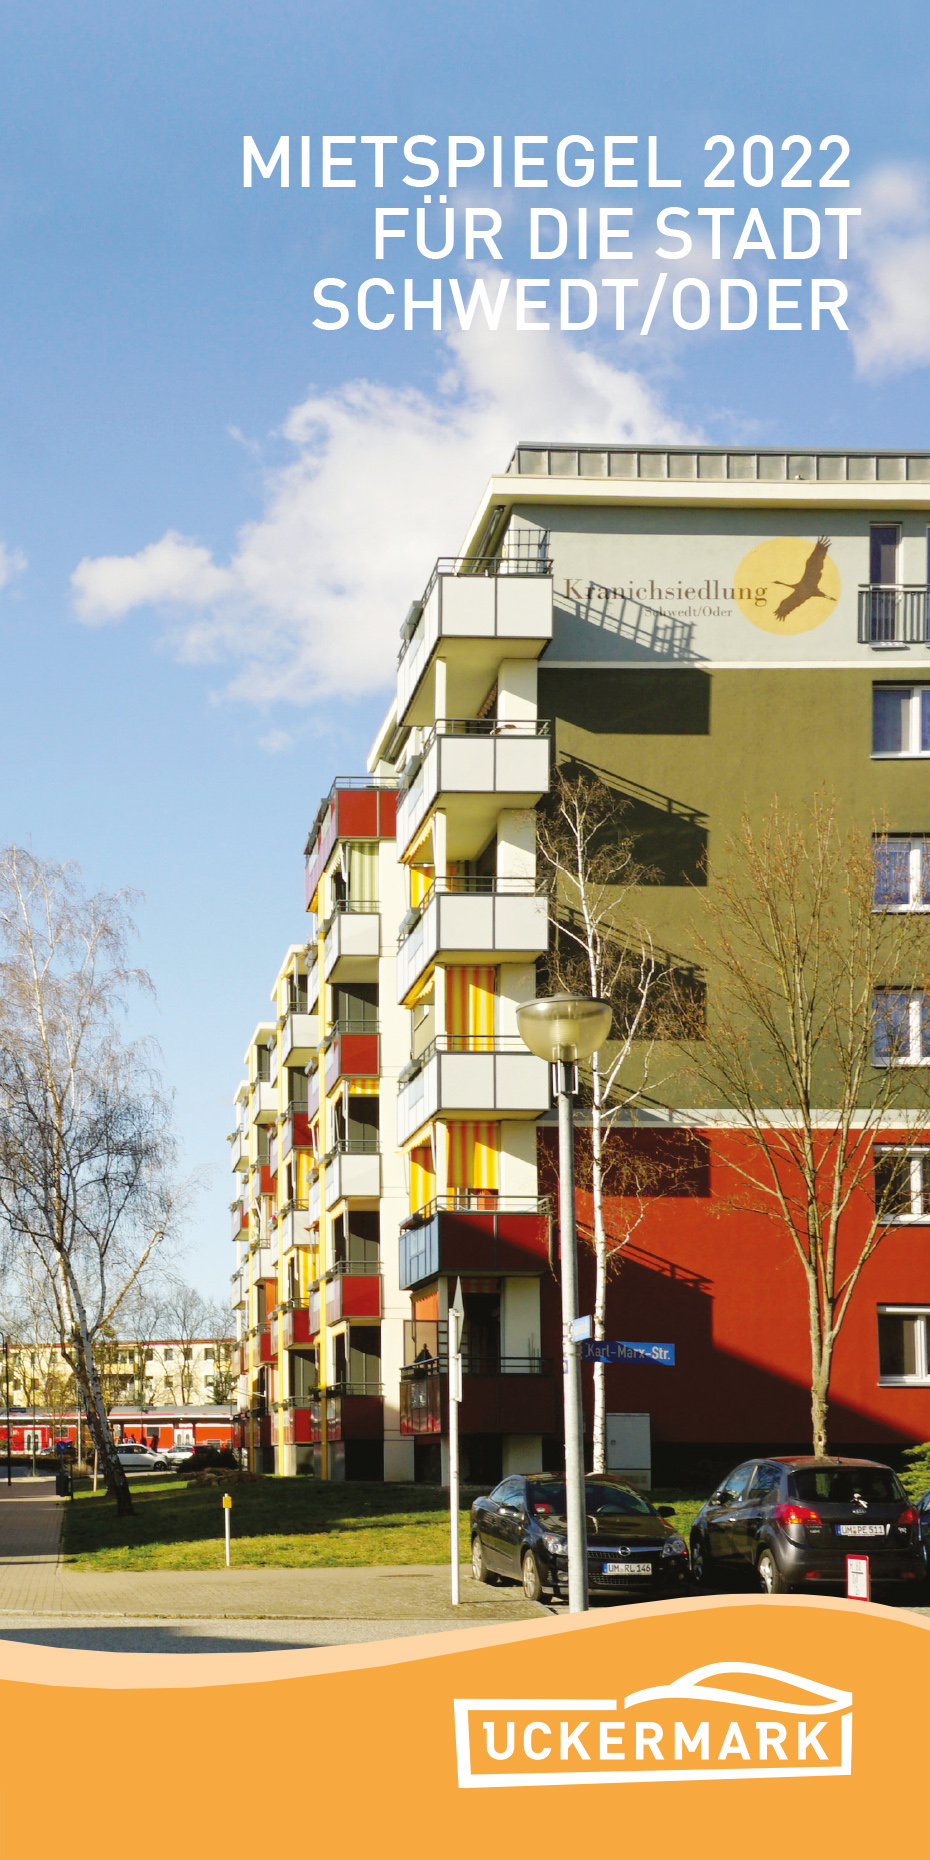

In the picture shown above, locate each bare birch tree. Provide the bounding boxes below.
[687,795,930,1456]
[536,768,667,1471]
[0,848,183,1515]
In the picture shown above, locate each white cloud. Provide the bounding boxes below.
[850,164,930,378]
[0,541,27,589]
[70,318,692,705]
[257,727,293,755]
[72,530,234,624]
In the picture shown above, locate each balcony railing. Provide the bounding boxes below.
[322,900,381,982]
[280,1301,315,1349]
[230,1200,249,1241]
[250,1080,277,1125]
[280,1109,313,1159]
[277,1200,314,1255]
[324,1262,382,1325]
[397,1034,550,1145]
[229,1129,249,1173]
[304,780,397,911]
[322,1139,382,1207]
[400,1197,551,1285]
[396,718,551,858]
[397,876,549,1004]
[322,1021,380,1094]
[280,1011,319,1068]
[858,585,930,645]
[399,1357,555,1436]
[397,551,553,724]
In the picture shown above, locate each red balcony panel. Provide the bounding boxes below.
[323,1030,379,1093]
[253,1164,275,1198]
[327,1395,383,1441]
[259,1327,276,1365]
[284,1405,313,1445]
[231,1202,249,1241]
[325,1273,382,1326]
[400,1369,555,1436]
[305,786,397,908]
[281,1112,312,1159]
[400,1207,549,1287]
[283,1304,314,1348]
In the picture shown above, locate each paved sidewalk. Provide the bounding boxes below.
[0,1475,551,1630]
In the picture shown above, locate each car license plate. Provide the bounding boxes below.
[837,1524,885,1537]
[604,1561,652,1575]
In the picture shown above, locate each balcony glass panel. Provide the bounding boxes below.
[397,1037,549,1145]
[396,719,550,858]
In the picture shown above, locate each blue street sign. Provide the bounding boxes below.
[580,1339,676,1366]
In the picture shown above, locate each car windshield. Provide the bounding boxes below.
[790,1468,905,1505]
[528,1481,653,1518]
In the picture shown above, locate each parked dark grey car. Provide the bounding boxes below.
[690,1456,923,1595]
[471,1472,690,1601]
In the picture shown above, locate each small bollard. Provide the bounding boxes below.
[223,1492,232,1567]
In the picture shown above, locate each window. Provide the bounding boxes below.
[722,1462,756,1502]
[872,685,930,756]
[875,1148,930,1220]
[873,837,930,910]
[872,990,930,1064]
[878,1307,930,1383]
[748,1463,781,1500]
[870,525,900,586]
[868,527,901,639]
[163,1349,174,1363]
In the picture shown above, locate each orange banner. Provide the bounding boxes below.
[3,1596,929,1855]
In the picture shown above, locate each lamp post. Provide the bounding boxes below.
[517,994,612,1616]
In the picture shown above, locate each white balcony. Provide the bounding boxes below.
[250,1080,277,1125]
[322,904,381,982]
[323,1143,382,1208]
[397,560,553,726]
[229,1129,249,1173]
[281,1012,319,1068]
[396,719,550,861]
[397,880,549,1004]
[277,1204,315,1255]
[247,1242,275,1279]
[397,1038,550,1146]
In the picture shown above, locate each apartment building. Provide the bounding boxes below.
[231,444,930,1480]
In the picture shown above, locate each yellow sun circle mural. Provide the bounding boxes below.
[734,537,841,634]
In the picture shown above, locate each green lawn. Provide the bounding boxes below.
[61,1476,706,1573]
[61,1477,478,1571]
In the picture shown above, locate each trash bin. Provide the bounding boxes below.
[55,1470,72,1498]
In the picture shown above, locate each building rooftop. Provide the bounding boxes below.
[506,444,930,483]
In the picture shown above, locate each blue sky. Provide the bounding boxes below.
[2,0,930,1296]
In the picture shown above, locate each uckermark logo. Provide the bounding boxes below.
[453,1662,852,1787]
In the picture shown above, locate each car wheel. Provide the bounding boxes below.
[757,1548,789,1595]
[521,1551,544,1603]
[690,1534,714,1589]
[471,1535,493,1585]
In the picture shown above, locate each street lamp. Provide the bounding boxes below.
[517,994,612,1615]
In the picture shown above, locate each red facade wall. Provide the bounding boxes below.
[539,1127,930,1448]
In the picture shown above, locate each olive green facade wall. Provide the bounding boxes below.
[537,665,930,1108]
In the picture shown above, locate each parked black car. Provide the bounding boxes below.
[470,1473,690,1602]
[690,1456,924,1595]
